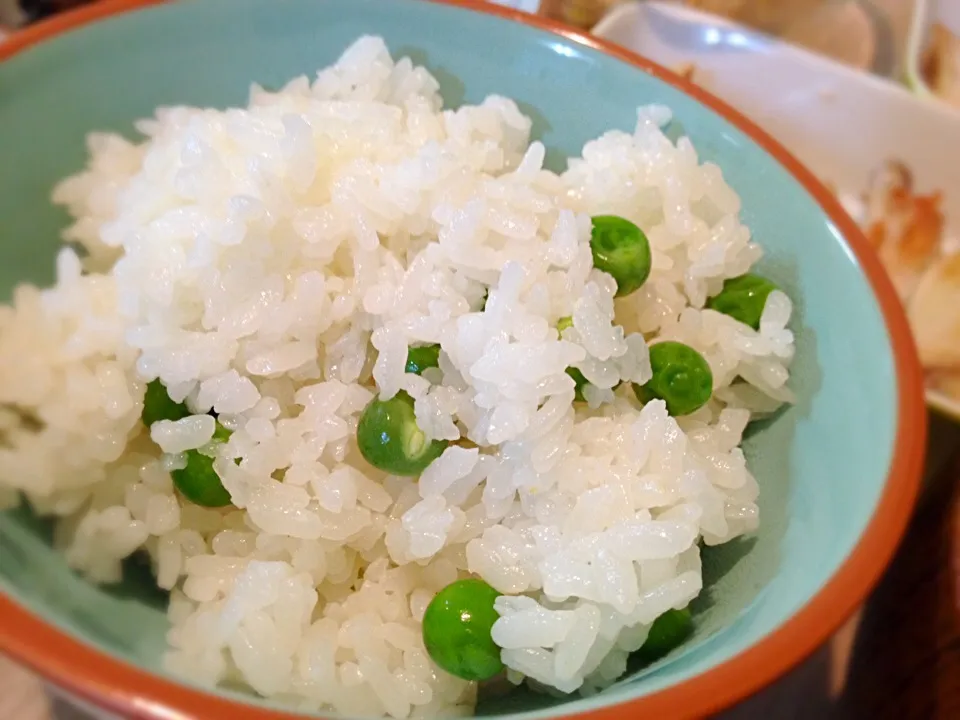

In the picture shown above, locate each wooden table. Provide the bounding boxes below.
[724,452,960,720]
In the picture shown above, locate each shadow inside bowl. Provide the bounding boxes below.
[0,505,169,664]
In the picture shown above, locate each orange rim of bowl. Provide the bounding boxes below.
[0,1,927,718]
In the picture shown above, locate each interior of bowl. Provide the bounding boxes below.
[0,0,902,717]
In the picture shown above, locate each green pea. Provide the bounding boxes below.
[637,608,693,661]
[171,423,233,507]
[590,215,652,298]
[406,344,441,375]
[211,423,232,443]
[633,341,713,416]
[357,391,448,476]
[567,367,588,403]
[422,578,504,681]
[556,318,590,402]
[706,274,779,330]
[142,379,190,427]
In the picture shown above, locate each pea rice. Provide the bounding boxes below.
[0,36,795,718]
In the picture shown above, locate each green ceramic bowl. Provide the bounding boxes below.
[0,1,927,719]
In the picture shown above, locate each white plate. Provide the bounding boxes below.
[594,1,960,420]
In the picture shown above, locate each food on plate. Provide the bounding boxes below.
[927,368,960,400]
[861,160,945,300]
[682,0,837,39]
[684,0,779,27]
[0,37,797,717]
[845,160,960,401]
[908,253,960,382]
[922,22,960,108]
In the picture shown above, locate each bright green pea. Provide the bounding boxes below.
[637,608,693,661]
[567,367,588,403]
[590,215,652,298]
[171,423,233,508]
[706,274,779,330]
[422,578,504,681]
[633,341,713,416]
[212,423,232,443]
[357,391,448,476]
[557,319,590,401]
[142,379,190,427]
[406,344,441,375]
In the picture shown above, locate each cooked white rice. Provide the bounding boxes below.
[0,37,795,718]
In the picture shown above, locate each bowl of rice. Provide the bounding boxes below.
[0,0,927,719]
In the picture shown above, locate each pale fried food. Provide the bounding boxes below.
[862,161,945,301]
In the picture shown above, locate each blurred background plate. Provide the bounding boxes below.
[906,0,960,106]
[594,1,960,429]
[542,0,918,74]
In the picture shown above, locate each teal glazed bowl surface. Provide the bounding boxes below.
[0,1,926,719]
